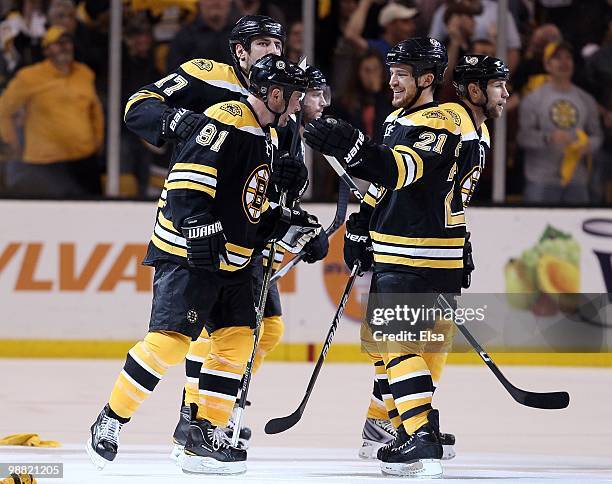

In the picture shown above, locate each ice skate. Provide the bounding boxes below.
[179,418,247,475]
[380,410,443,478]
[358,418,396,459]
[86,405,125,470]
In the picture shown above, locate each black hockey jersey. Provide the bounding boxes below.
[441,101,490,207]
[348,102,466,293]
[143,99,279,272]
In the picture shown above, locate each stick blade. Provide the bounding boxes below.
[514,390,570,409]
[264,409,303,434]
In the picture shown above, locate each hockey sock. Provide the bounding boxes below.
[366,360,391,421]
[184,328,211,405]
[109,331,190,419]
[252,315,284,374]
[385,354,433,434]
[197,326,254,427]
[422,352,449,391]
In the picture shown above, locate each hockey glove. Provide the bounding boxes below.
[344,212,373,275]
[462,232,474,289]
[161,108,202,142]
[302,229,329,263]
[267,207,322,254]
[181,212,227,271]
[304,116,366,167]
[270,153,308,200]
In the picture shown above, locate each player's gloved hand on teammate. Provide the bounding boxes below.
[343,212,373,275]
[181,212,228,271]
[161,108,203,142]
[270,153,308,200]
[462,232,474,289]
[303,116,366,167]
[302,229,329,263]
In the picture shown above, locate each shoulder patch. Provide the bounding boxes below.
[219,103,243,117]
[421,109,448,121]
[190,59,214,71]
[445,109,462,127]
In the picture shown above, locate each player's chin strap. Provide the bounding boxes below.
[265,87,298,127]
[403,69,433,112]
[465,80,490,117]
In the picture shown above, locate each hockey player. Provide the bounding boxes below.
[444,55,510,211]
[304,38,464,478]
[87,54,321,475]
[122,14,327,453]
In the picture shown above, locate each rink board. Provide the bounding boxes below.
[0,201,611,361]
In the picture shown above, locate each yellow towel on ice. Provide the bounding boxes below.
[0,434,60,448]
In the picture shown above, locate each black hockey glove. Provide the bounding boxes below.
[344,212,373,275]
[266,207,322,253]
[302,229,329,263]
[181,212,227,271]
[304,116,366,167]
[462,232,474,289]
[161,108,202,142]
[270,153,308,200]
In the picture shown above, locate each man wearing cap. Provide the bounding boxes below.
[0,25,104,196]
[518,42,603,204]
[344,0,418,58]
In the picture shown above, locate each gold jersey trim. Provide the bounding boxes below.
[204,101,265,136]
[124,90,165,120]
[370,231,465,247]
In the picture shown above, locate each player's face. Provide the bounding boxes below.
[244,36,283,71]
[484,79,509,119]
[302,88,329,124]
[277,90,303,127]
[389,65,418,108]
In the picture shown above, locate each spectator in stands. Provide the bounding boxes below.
[429,0,521,72]
[235,0,285,26]
[513,23,562,97]
[286,20,302,64]
[315,0,358,77]
[584,17,612,204]
[334,49,391,145]
[0,25,104,197]
[518,42,603,204]
[0,0,47,89]
[47,0,106,79]
[344,0,418,58]
[166,0,234,70]
[440,6,475,99]
[121,14,163,197]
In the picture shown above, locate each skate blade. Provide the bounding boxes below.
[442,443,456,460]
[179,453,246,475]
[381,459,442,478]
[85,437,111,470]
[358,439,386,460]
[170,443,184,463]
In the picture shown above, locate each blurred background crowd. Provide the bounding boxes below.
[0,0,610,205]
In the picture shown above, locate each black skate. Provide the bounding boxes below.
[358,418,397,459]
[376,424,408,461]
[170,404,191,462]
[179,418,247,475]
[86,405,125,470]
[440,431,456,460]
[380,410,443,478]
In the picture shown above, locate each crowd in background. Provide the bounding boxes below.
[0,0,610,205]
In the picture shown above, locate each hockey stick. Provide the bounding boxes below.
[265,260,361,434]
[270,179,350,282]
[320,155,570,410]
[436,294,570,409]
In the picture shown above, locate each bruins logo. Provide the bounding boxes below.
[220,103,243,117]
[422,110,447,120]
[445,109,461,127]
[191,59,213,71]
[243,164,270,223]
[550,99,578,129]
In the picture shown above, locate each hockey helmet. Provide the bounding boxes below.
[229,15,286,68]
[386,37,448,85]
[304,65,331,105]
[453,55,509,97]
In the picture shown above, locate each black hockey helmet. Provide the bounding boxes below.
[229,15,286,69]
[386,37,448,85]
[249,54,308,125]
[453,55,509,97]
[305,65,331,106]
